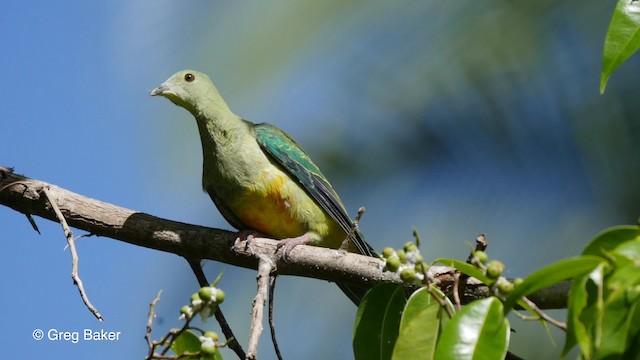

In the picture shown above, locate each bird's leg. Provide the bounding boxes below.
[235,229,264,250]
[276,233,311,262]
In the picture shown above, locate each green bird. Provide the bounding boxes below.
[151,70,375,304]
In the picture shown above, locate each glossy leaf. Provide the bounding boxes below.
[435,297,509,360]
[600,288,638,357]
[432,258,490,283]
[503,256,604,312]
[392,287,441,360]
[562,266,595,358]
[353,284,407,360]
[601,0,640,93]
[171,330,201,355]
[581,225,640,258]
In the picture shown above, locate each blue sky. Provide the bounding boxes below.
[1,1,638,359]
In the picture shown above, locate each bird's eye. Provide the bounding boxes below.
[184,73,195,82]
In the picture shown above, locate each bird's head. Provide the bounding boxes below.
[150,70,228,116]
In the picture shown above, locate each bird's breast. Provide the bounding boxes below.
[202,139,341,244]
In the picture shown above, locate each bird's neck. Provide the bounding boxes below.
[194,110,249,156]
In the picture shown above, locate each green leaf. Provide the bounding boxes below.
[353,284,407,360]
[562,267,592,358]
[600,290,638,357]
[435,297,509,360]
[503,256,604,312]
[171,330,201,355]
[563,263,607,359]
[432,258,490,283]
[610,234,640,262]
[582,225,640,258]
[601,0,640,93]
[624,301,640,358]
[598,262,640,357]
[392,287,441,360]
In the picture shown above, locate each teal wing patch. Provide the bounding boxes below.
[253,123,374,257]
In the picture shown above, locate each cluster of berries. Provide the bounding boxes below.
[469,251,522,297]
[179,286,226,358]
[381,241,426,285]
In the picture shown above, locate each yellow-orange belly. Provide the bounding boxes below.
[227,169,343,247]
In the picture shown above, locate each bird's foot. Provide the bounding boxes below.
[276,234,311,262]
[235,229,264,250]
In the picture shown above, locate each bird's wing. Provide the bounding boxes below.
[205,186,247,231]
[253,123,374,256]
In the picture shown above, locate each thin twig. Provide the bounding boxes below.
[25,213,40,234]
[188,259,246,359]
[213,308,244,358]
[0,177,41,234]
[41,186,103,321]
[453,272,462,311]
[247,256,275,360]
[426,284,455,319]
[268,275,283,360]
[146,290,163,357]
[146,311,202,360]
[340,207,365,251]
[521,296,567,330]
[466,233,488,263]
[457,234,489,307]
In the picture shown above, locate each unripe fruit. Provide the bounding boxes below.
[497,278,514,294]
[203,331,219,342]
[215,289,226,303]
[400,268,417,283]
[201,343,218,355]
[386,257,401,272]
[382,247,395,258]
[404,242,417,253]
[199,287,213,302]
[486,260,505,279]
[396,250,407,264]
[473,251,488,265]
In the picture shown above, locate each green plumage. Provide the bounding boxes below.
[151,69,375,304]
[253,123,373,256]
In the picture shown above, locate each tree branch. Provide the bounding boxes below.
[0,166,568,309]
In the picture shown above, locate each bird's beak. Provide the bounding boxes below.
[150,83,169,96]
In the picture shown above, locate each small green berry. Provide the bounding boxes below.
[486,260,505,279]
[473,251,488,265]
[414,262,424,273]
[513,277,524,286]
[215,289,225,303]
[400,268,417,283]
[404,241,418,253]
[382,247,395,258]
[386,257,400,272]
[396,249,407,264]
[191,292,201,302]
[497,278,514,294]
[199,287,213,302]
[180,305,191,316]
[200,343,218,355]
[203,331,219,342]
